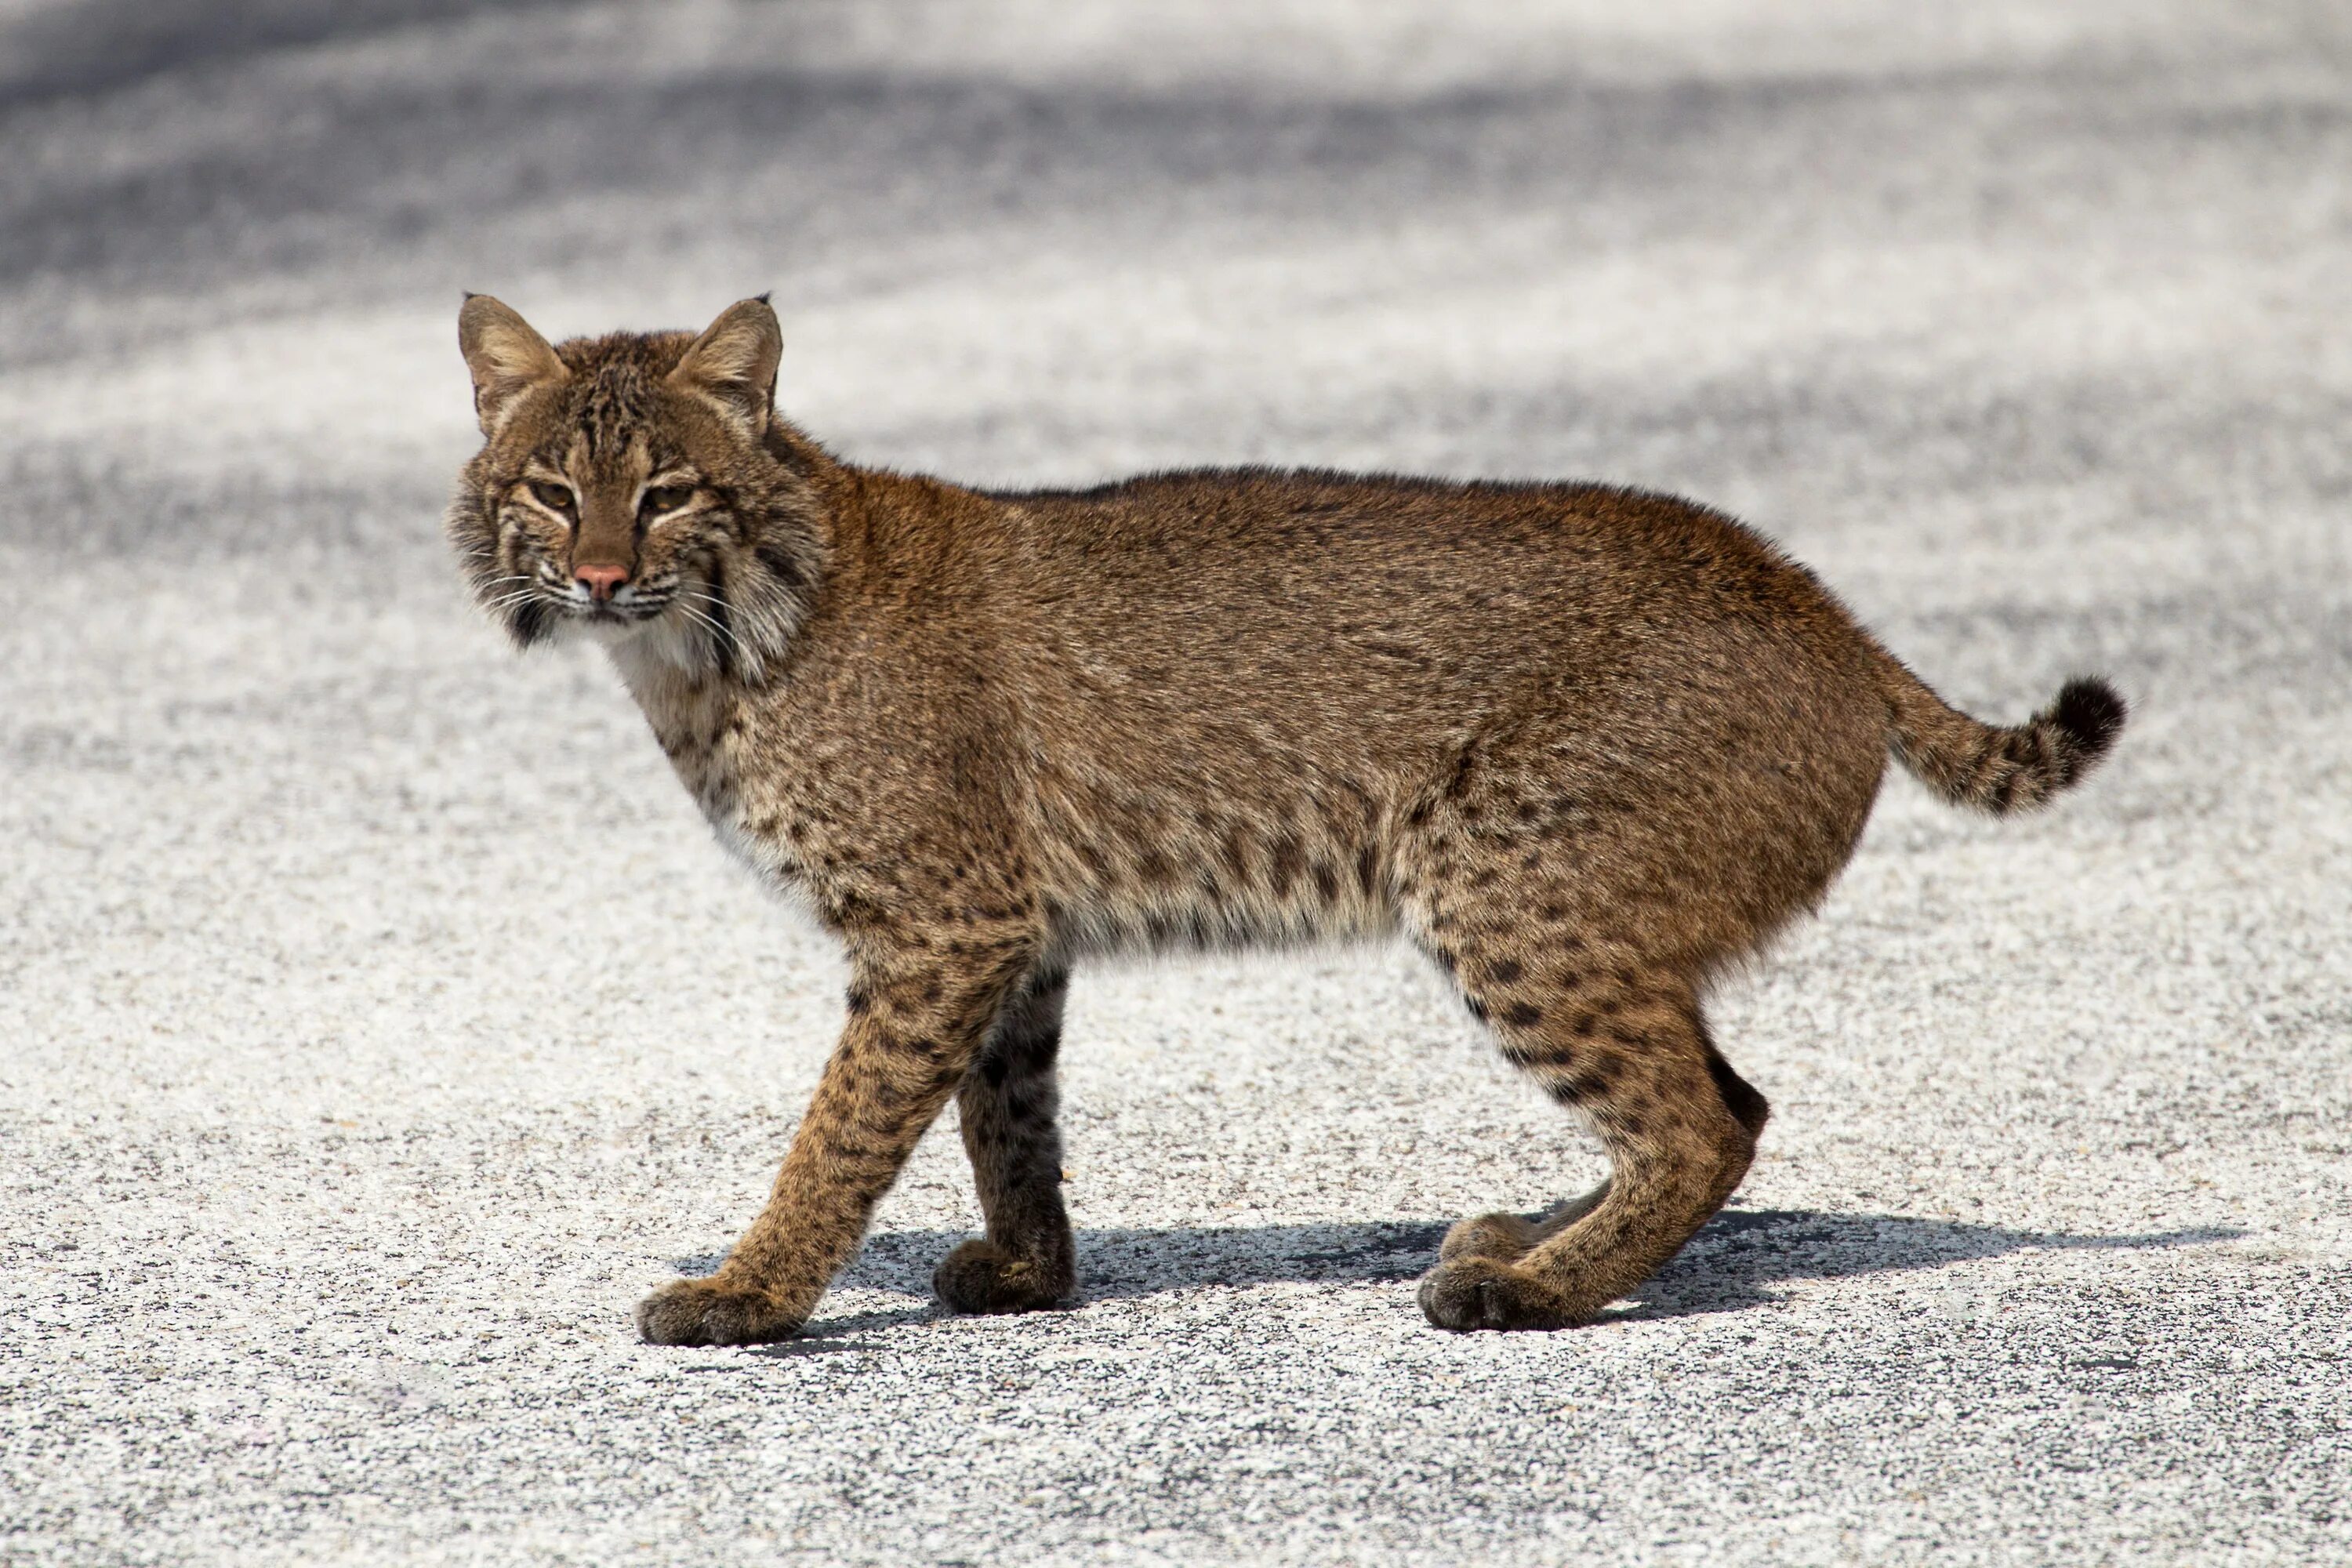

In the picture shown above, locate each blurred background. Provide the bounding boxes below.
[7,2,2347,550]
[2,3,2347,1564]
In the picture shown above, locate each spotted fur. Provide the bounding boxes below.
[445,297,2126,1341]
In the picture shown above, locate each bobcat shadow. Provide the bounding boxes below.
[678,1210,2240,1327]
[1606,1209,2241,1319]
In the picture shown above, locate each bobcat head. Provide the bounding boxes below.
[445,295,824,681]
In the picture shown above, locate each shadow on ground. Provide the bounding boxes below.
[676,1210,2240,1331]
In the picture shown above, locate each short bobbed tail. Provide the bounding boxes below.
[1878,655,2126,815]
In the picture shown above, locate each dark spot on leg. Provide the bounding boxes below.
[1503,1002,1543,1028]
[1490,959,1524,985]
[1570,1059,1617,1098]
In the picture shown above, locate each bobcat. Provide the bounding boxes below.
[447,296,2125,1341]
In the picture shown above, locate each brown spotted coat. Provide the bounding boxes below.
[446,297,2125,1340]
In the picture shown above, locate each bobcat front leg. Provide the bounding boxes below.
[934,963,1077,1313]
[637,933,1033,1345]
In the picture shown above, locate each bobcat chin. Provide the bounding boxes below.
[445,295,2125,1341]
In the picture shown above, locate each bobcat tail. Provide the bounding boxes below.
[1878,654,2127,815]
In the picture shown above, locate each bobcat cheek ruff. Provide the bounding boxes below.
[448,296,2124,1343]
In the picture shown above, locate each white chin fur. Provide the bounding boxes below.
[598,609,724,678]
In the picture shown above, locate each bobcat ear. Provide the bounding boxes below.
[458,294,565,437]
[670,296,782,436]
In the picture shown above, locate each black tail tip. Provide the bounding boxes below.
[2052,677,2128,760]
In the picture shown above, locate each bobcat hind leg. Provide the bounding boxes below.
[1418,950,1765,1330]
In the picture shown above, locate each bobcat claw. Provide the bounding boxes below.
[1417,1257,1585,1331]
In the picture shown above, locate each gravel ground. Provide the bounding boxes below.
[3,3,2349,1563]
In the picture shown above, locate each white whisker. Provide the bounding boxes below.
[670,599,742,662]
[671,599,730,641]
[677,589,743,624]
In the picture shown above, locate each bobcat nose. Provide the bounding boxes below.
[575,564,629,601]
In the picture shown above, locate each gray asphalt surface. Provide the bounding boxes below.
[3,3,2349,1563]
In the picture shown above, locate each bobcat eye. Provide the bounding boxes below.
[641,485,695,517]
[526,481,575,514]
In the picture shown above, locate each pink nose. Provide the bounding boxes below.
[575,564,628,601]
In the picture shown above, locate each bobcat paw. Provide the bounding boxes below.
[932,1238,1074,1315]
[634,1276,806,1345]
[1417,1257,1585,1331]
